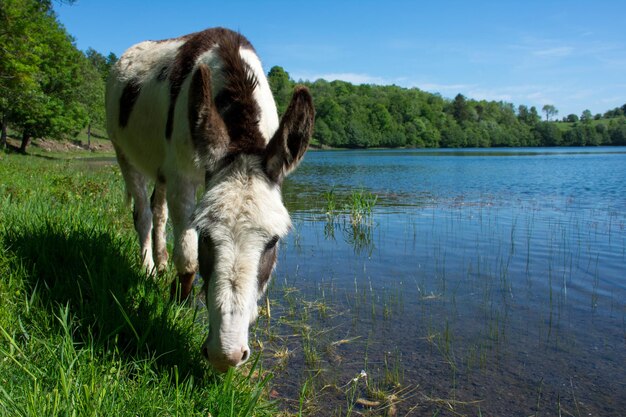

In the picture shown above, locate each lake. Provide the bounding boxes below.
[258,147,626,416]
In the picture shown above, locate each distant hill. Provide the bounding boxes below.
[268,66,626,148]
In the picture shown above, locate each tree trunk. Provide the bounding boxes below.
[87,122,91,150]
[0,115,6,150]
[20,131,31,153]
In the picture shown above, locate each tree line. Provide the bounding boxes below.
[269,66,626,148]
[0,0,115,152]
[2,0,625,153]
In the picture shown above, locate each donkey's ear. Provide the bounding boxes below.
[264,86,315,183]
[188,64,230,169]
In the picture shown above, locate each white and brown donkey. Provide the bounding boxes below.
[106,27,314,371]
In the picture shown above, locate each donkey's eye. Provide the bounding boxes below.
[265,235,279,251]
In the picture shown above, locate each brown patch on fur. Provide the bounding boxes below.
[119,79,141,127]
[170,272,195,301]
[257,238,278,291]
[132,204,139,227]
[264,86,315,183]
[188,64,229,163]
[198,234,215,284]
[166,27,254,140]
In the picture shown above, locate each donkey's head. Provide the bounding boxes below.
[190,63,314,371]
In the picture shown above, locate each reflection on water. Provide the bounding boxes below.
[263,148,626,416]
[323,215,375,256]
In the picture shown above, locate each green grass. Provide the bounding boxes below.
[554,118,610,133]
[322,187,377,223]
[347,189,377,225]
[0,153,275,416]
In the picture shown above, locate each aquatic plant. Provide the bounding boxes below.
[347,188,378,226]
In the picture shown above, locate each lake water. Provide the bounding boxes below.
[261,148,626,416]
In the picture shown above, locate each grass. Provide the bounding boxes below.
[323,187,378,224]
[347,189,377,225]
[0,153,275,416]
[322,187,378,255]
[553,118,611,133]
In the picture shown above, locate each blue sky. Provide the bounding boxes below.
[54,0,626,118]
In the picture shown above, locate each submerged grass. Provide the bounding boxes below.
[322,187,378,256]
[0,153,274,416]
[323,187,377,225]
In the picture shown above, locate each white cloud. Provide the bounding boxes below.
[417,83,475,93]
[293,74,478,97]
[291,72,390,85]
[532,46,574,57]
[467,89,513,102]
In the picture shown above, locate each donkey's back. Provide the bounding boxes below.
[106,27,279,180]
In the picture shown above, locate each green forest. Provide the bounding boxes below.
[267,66,626,148]
[2,0,626,153]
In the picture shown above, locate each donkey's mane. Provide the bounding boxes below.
[164,27,264,153]
[214,34,265,154]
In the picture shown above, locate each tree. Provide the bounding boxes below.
[542,104,558,121]
[0,0,87,152]
[608,118,626,145]
[566,114,579,123]
[529,106,541,125]
[0,0,46,149]
[267,66,293,116]
[440,117,466,147]
[534,121,562,146]
[581,109,593,124]
[85,48,118,82]
[517,105,530,123]
[0,112,6,149]
[451,93,470,124]
[75,54,106,148]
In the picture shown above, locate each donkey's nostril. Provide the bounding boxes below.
[241,348,250,363]
[205,346,251,372]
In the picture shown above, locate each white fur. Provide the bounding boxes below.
[239,48,280,142]
[106,40,184,178]
[194,155,291,360]
[151,181,168,272]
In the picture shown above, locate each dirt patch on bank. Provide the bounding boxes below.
[4,137,114,154]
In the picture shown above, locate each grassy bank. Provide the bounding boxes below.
[0,153,274,416]
[3,126,115,160]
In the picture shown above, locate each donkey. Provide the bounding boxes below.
[105,27,314,371]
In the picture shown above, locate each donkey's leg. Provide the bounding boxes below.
[167,178,198,300]
[150,177,169,273]
[117,154,155,274]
